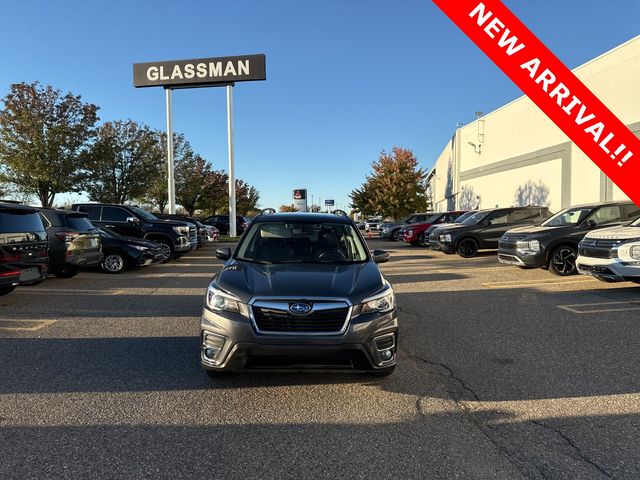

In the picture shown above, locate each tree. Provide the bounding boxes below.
[198,169,228,215]
[310,204,321,213]
[83,120,161,204]
[350,147,428,219]
[0,82,99,207]
[175,154,212,216]
[235,179,260,215]
[279,204,298,212]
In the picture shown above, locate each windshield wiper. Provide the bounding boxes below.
[237,257,272,265]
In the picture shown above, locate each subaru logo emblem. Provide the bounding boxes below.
[289,303,312,315]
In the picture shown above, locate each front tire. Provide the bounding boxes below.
[155,239,174,263]
[101,252,126,274]
[417,232,429,248]
[549,245,577,276]
[392,229,401,242]
[457,238,479,258]
[0,285,16,296]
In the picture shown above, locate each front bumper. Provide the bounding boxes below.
[174,236,192,253]
[200,306,398,372]
[576,255,640,282]
[497,246,545,268]
[67,250,103,268]
[435,241,455,253]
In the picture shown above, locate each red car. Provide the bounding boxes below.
[400,210,468,246]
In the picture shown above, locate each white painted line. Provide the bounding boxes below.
[558,301,640,314]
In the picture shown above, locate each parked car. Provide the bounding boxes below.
[576,218,640,283]
[97,228,164,273]
[39,209,103,278]
[202,215,248,235]
[157,214,219,247]
[380,213,434,241]
[498,201,640,276]
[0,202,49,295]
[419,211,477,248]
[73,203,197,262]
[365,220,383,232]
[431,206,552,258]
[201,210,397,376]
[400,210,468,246]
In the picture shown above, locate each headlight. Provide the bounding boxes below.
[361,288,395,314]
[439,234,452,243]
[206,285,241,313]
[132,245,149,251]
[516,239,541,253]
[616,242,640,262]
[173,226,189,235]
[405,229,413,236]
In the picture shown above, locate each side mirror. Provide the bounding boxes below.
[215,247,232,260]
[584,219,597,229]
[372,249,390,264]
[126,216,140,224]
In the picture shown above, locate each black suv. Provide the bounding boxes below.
[39,209,103,278]
[0,202,49,295]
[498,201,640,276]
[73,204,197,262]
[200,211,397,376]
[202,214,248,235]
[431,206,551,258]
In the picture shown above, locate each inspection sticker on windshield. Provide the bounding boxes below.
[432,0,640,206]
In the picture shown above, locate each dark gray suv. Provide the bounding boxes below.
[201,211,397,376]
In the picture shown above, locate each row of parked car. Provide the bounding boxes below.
[0,201,223,297]
[376,201,640,283]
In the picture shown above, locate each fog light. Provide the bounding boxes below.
[204,348,218,359]
[380,349,393,361]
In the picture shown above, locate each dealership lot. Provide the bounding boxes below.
[1,240,639,479]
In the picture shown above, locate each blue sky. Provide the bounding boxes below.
[1,0,638,210]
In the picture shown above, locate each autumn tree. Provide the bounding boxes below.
[83,120,161,204]
[350,147,428,220]
[142,132,193,213]
[279,204,298,212]
[0,82,99,207]
[198,170,229,215]
[175,154,212,216]
[235,179,260,215]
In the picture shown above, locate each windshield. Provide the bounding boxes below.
[422,214,440,224]
[129,206,158,221]
[460,211,490,225]
[454,211,475,223]
[542,207,594,227]
[236,221,369,264]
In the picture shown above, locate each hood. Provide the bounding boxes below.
[504,224,572,237]
[214,260,385,304]
[436,224,469,234]
[584,225,640,240]
[150,219,192,227]
[102,234,159,249]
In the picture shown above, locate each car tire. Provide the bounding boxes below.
[548,245,578,276]
[392,229,401,242]
[410,241,420,247]
[417,232,429,248]
[52,266,79,278]
[457,238,479,258]
[367,365,396,377]
[101,252,126,274]
[0,285,16,296]
[155,239,174,263]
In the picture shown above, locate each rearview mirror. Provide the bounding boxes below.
[372,249,390,264]
[126,216,139,224]
[215,247,232,260]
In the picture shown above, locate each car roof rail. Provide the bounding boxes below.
[260,208,276,216]
[0,199,22,204]
[332,209,349,218]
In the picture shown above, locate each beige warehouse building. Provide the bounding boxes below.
[427,35,640,214]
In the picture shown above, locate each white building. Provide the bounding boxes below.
[428,35,640,213]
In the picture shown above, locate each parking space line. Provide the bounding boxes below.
[482,278,596,289]
[0,320,57,331]
[558,301,640,314]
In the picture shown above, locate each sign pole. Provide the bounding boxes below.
[165,88,176,214]
[227,84,237,237]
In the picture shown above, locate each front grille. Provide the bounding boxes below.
[252,304,350,333]
[579,247,612,259]
[189,226,197,241]
[502,233,527,241]
[580,238,623,248]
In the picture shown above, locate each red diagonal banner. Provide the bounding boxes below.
[433,0,640,206]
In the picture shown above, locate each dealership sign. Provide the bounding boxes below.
[432,0,640,206]
[293,189,308,212]
[133,54,266,88]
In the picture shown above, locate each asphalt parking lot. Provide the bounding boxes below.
[1,240,639,479]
